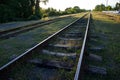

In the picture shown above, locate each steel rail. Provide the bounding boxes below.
[74,13,91,80]
[0,13,87,73]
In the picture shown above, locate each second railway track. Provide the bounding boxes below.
[0,15,73,40]
[0,13,106,80]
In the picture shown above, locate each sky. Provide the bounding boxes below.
[40,0,119,11]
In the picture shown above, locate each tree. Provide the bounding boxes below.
[65,7,74,14]
[114,2,120,10]
[35,0,48,19]
[94,4,106,11]
[94,5,100,11]
[0,4,14,22]
[73,6,81,13]
[45,8,60,16]
[0,0,49,23]
[0,0,36,23]
[17,0,35,18]
[106,5,112,11]
[100,4,106,11]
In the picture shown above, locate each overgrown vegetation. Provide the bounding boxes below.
[0,0,88,23]
[0,0,48,23]
[84,12,120,80]
[41,6,87,17]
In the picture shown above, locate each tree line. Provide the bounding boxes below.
[94,2,120,11]
[0,0,48,23]
[0,0,87,23]
[41,6,87,17]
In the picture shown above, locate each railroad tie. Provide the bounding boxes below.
[88,53,102,62]
[89,46,104,51]
[87,65,107,75]
[28,59,73,70]
[42,49,76,57]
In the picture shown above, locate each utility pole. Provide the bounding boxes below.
[106,0,108,6]
[118,0,120,13]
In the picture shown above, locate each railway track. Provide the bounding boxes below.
[0,13,106,80]
[0,15,73,40]
[74,13,107,80]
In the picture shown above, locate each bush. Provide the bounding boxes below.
[42,13,48,18]
[28,15,40,20]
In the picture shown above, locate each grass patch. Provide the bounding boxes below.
[84,12,120,80]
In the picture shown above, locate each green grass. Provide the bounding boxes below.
[84,12,120,80]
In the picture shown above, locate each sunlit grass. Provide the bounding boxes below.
[84,12,120,80]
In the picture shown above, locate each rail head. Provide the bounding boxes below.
[74,13,91,80]
[0,13,87,72]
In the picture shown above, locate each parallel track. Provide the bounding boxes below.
[0,13,92,80]
[0,15,72,40]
